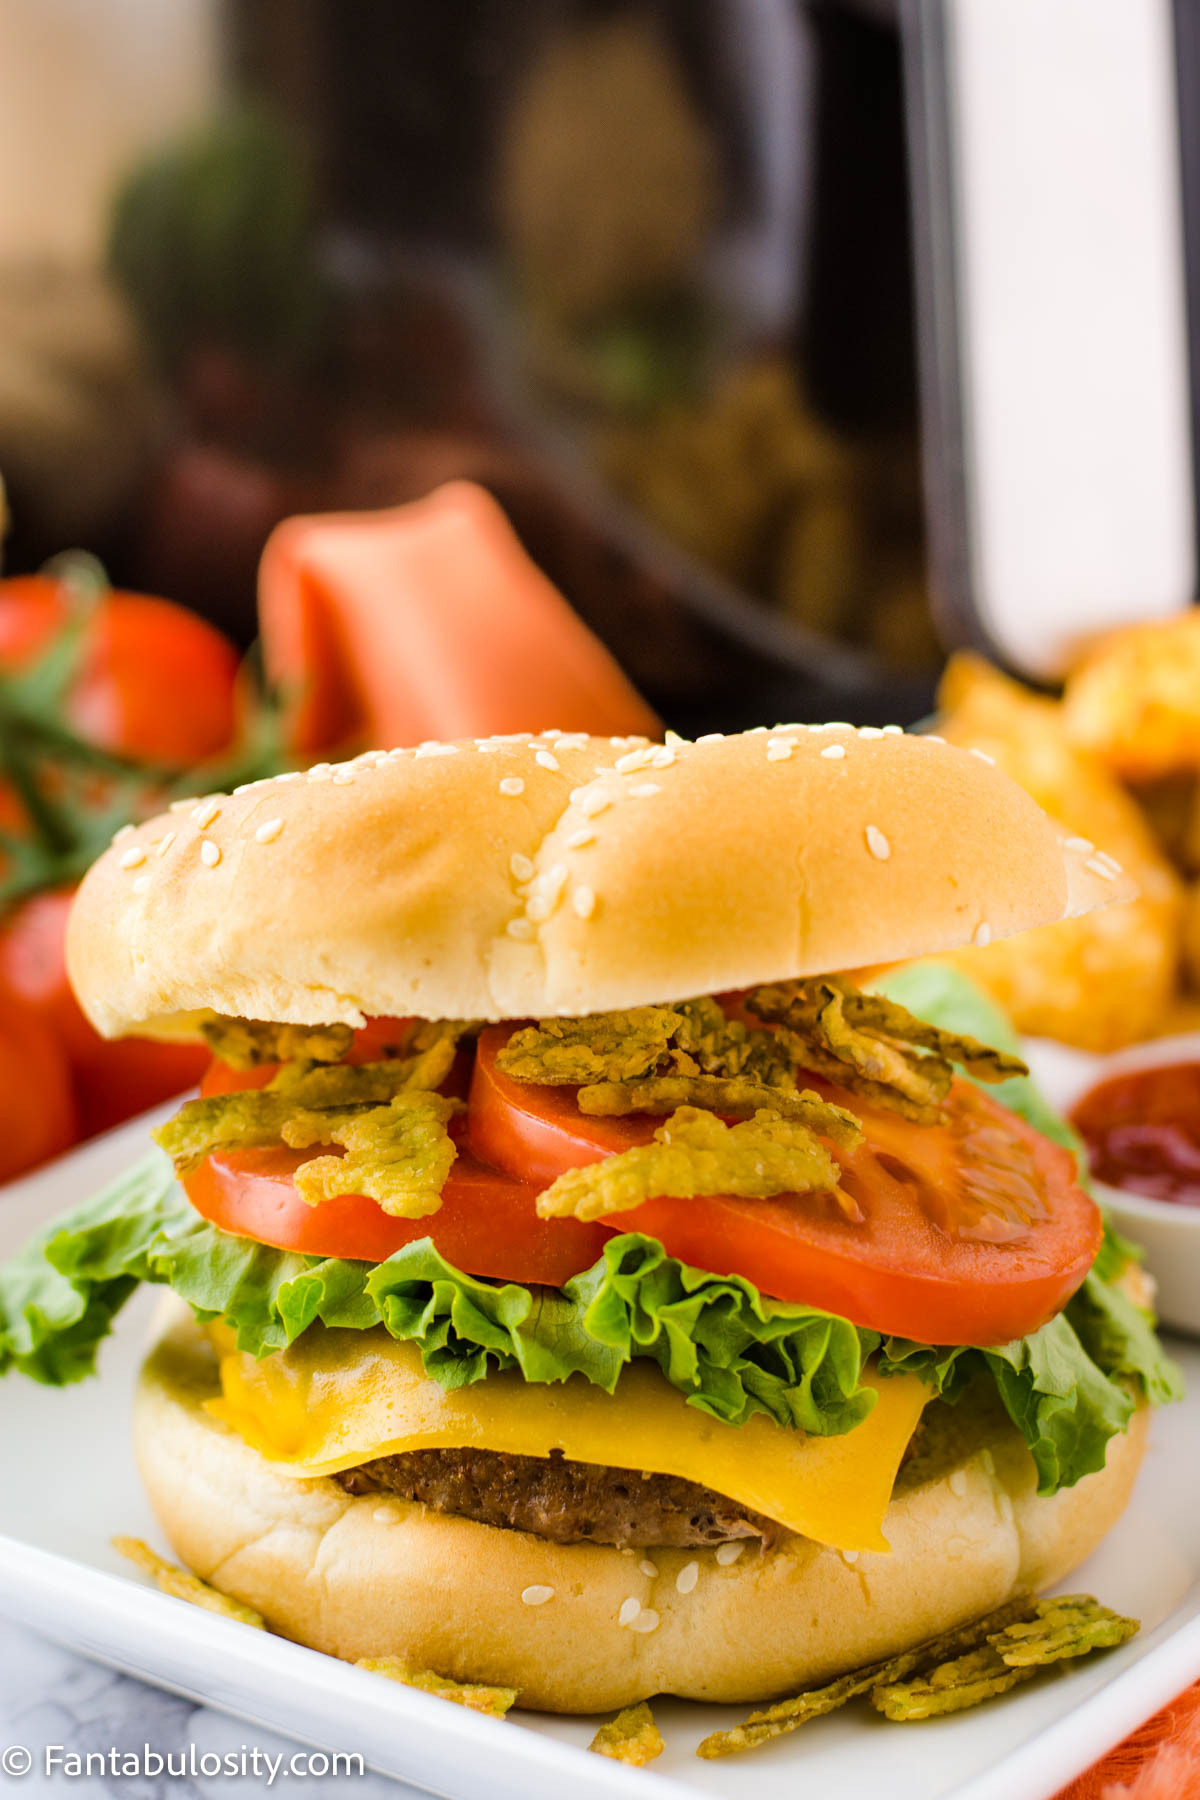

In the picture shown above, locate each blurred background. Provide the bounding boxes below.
[6,0,1200,1170]
[0,0,1115,731]
[4,0,1196,724]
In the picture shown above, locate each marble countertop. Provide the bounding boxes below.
[0,1619,419,1797]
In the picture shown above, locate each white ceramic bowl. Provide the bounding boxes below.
[1025,1031,1200,1337]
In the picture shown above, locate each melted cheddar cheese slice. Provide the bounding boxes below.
[207,1326,926,1553]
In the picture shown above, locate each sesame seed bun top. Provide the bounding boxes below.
[66,725,1136,1040]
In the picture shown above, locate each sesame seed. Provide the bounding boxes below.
[650,746,676,768]
[996,1490,1014,1524]
[841,1549,859,1566]
[414,742,458,758]
[970,747,996,765]
[255,819,285,845]
[118,846,146,870]
[542,863,569,899]
[499,777,525,797]
[630,783,661,798]
[882,724,904,735]
[865,825,891,861]
[306,763,332,779]
[554,734,589,751]
[979,1448,995,1476]
[1085,857,1117,882]
[580,790,611,818]
[747,725,768,734]
[112,823,135,843]
[475,741,500,752]
[618,1598,641,1627]
[156,832,176,857]
[573,886,596,919]
[200,840,221,867]
[566,829,595,850]
[696,732,724,744]
[948,1470,968,1497]
[629,1609,660,1635]
[858,725,884,739]
[973,921,992,947]
[510,853,534,882]
[535,750,560,771]
[924,734,946,745]
[639,1560,658,1578]
[766,739,793,761]
[676,1561,699,1594]
[191,799,221,828]
[169,797,199,813]
[372,1507,399,1525]
[525,894,554,923]
[521,1584,555,1607]
[1064,836,1095,854]
[615,748,656,773]
[715,1542,744,1566]
[274,770,303,781]
[820,744,846,761]
[1095,851,1123,873]
[233,780,265,795]
[132,875,151,895]
[506,916,535,940]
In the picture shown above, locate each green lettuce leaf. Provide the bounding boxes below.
[0,1150,876,1432]
[0,966,1180,1496]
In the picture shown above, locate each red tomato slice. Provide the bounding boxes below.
[190,1047,610,1283]
[470,1027,1101,1345]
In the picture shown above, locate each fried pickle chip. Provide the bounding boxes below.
[589,1702,664,1766]
[696,1597,1039,1756]
[988,1594,1138,1666]
[154,1048,462,1175]
[1063,613,1200,780]
[498,1008,684,1084]
[154,1092,300,1172]
[537,1105,842,1222]
[871,1646,1037,1720]
[578,1073,861,1141]
[268,1043,459,1103]
[200,1016,354,1070]
[113,1537,265,1628]
[285,1092,460,1217]
[498,999,801,1092]
[932,654,1182,1051]
[356,1658,518,1716]
[749,977,1025,1121]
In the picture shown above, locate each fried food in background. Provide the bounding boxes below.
[501,16,717,326]
[930,654,1182,1051]
[1062,612,1200,782]
[597,362,939,667]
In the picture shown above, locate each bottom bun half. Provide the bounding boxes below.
[134,1312,1149,1714]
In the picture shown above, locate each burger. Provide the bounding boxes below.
[0,725,1179,1714]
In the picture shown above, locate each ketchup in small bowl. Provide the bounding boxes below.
[1072,1062,1200,1207]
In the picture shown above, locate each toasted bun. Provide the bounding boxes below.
[69,727,1133,1039]
[134,1312,1148,1713]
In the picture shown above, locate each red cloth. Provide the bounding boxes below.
[1057,1682,1200,1799]
[257,481,660,754]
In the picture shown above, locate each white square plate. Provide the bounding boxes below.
[3,1115,1200,1800]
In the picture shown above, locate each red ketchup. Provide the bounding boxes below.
[1071,1062,1200,1206]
